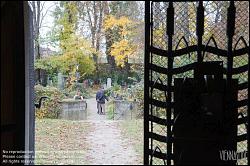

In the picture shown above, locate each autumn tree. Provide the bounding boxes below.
[104,16,136,67]
[29,1,55,83]
[44,1,144,85]
[103,1,116,74]
[103,1,144,83]
[76,1,106,83]
[76,1,144,84]
[41,1,96,88]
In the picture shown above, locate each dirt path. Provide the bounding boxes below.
[86,98,107,121]
[84,98,139,165]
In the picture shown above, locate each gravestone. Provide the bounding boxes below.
[59,99,87,120]
[40,69,47,86]
[58,72,64,90]
[107,78,112,88]
[113,100,139,120]
[47,76,53,86]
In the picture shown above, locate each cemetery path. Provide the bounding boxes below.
[84,98,139,165]
[86,98,106,121]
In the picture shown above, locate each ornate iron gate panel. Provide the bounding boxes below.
[144,1,249,165]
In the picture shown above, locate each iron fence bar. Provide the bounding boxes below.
[196,1,204,63]
[238,112,248,127]
[150,146,167,165]
[166,2,174,165]
[201,45,228,57]
[149,148,174,161]
[149,98,168,108]
[202,36,219,60]
[149,62,196,75]
[150,1,154,165]
[248,48,250,165]
[238,82,248,90]
[233,47,249,57]
[226,1,235,83]
[150,45,197,57]
[148,2,154,165]
[237,134,248,142]
[233,33,249,163]
[149,132,169,143]
[148,114,174,126]
[150,44,244,58]
[149,81,172,92]
[226,3,237,159]
[226,2,249,164]
[146,1,249,164]
[144,1,150,165]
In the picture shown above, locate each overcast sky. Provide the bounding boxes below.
[39,1,56,37]
[37,1,57,51]
[38,1,107,54]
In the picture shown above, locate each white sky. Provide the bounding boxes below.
[39,1,107,55]
[39,1,104,53]
[39,1,56,37]
[39,1,57,50]
[38,1,217,53]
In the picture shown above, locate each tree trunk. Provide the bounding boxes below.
[32,1,41,83]
[103,1,116,75]
[96,1,103,52]
[124,56,130,81]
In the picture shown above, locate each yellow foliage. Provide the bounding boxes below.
[104,15,133,37]
[104,15,138,67]
[110,39,136,67]
[35,108,48,119]
[118,16,132,27]
[57,33,96,75]
[104,15,117,30]
[104,15,132,28]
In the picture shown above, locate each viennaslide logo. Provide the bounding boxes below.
[219,150,248,161]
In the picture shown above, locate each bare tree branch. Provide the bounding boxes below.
[40,1,46,14]
[39,4,56,29]
[96,1,104,51]
[40,25,53,29]
[86,2,93,29]
[37,1,41,28]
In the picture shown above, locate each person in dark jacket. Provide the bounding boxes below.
[96,86,108,115]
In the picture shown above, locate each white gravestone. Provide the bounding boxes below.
[58,73,64,90]
[107,78,112,88]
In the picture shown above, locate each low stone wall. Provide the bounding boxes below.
[59,99,87,120]
[113,100,140,120]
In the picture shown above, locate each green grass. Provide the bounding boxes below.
[119,119,143,164]
[35,119,90,165]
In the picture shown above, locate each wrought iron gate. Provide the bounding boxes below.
[144,1,249,165]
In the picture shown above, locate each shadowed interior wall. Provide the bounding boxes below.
[1,1,25,161]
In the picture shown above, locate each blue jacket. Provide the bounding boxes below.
[96,89,108,104]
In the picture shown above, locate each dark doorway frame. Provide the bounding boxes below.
[1,1,35,164]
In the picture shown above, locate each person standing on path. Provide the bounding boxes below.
[96,86,108,115]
